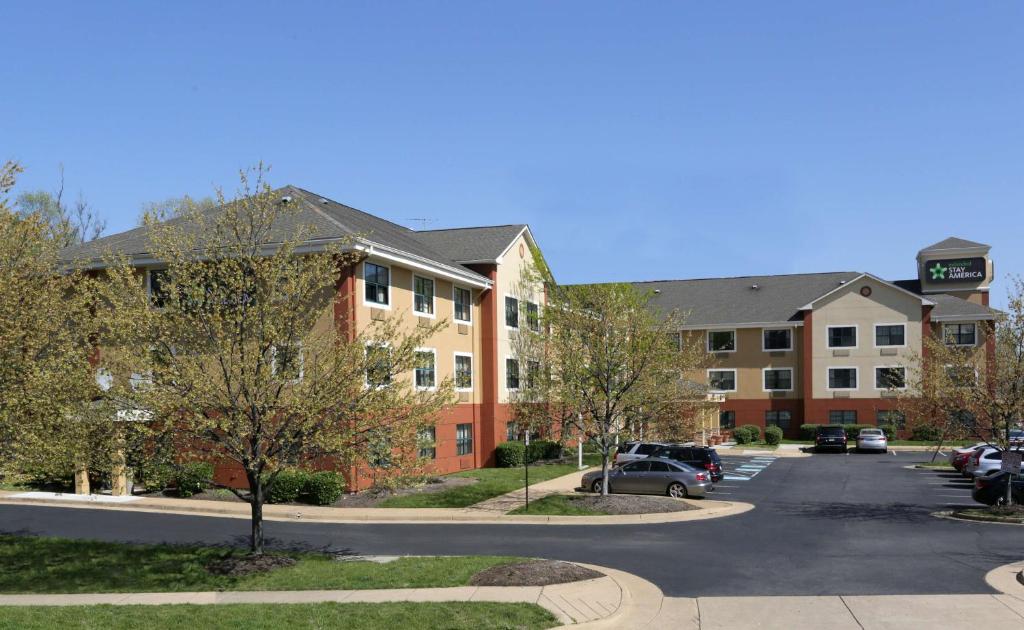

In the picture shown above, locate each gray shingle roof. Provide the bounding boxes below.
[624,272,863,327]
[893,279,996,320]
[412,225,527,263]
[918,237,990,253]
[60,186,490,284]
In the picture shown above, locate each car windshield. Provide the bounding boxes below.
[861,430,882,436]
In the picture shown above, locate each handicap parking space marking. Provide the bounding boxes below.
[723,474,752,481]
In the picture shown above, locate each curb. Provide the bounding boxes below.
[932,509,1024,526]
[984,560,1024,599]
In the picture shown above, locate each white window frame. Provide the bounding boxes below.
[707,329,737,353]
[452,285,472,325]
[412,275,436,318]
[505,356,520,392]
[362,261,392,310]
[826,324,859,349]
[271,342,304,383]
[826,366,859,391]
[504,295,520,330]
[874,365,907,391]
[762,328,793,352]
[364,341,393,389]
[762,367,794,392]
[707,368,738,393]
[525,301,541,332]
[413,347,437,391]
[873,323,907,348]
[943,323,977,347]
[454,351,473,392]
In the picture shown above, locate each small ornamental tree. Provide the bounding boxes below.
[97,165,453,554]
[511,282,709,495]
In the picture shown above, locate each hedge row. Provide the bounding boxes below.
[732,424,761,444]
[266,469,346,505]
[495,440,563,468]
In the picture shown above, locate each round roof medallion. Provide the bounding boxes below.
[519,243,526,258]
[860,286,873,297]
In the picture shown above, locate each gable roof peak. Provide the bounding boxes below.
[918,236,990,254]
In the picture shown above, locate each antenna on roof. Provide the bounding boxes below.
[406,218,434,230]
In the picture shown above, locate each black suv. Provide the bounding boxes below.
[815,426,848,453]
[649,444,723,482]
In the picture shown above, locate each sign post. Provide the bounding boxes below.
[1001,450,1021,505]
[523,430,530,512]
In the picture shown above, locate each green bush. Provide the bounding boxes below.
[174,462,213,497]
[735,424,760,444]
[878,424,898,438]
[764,426,783,445]
[139,463,174,492]
[266,469,309,504]
[843,424,874,440]
[496,442,526,468]
[304,471,345,505]
[800,424,820,440]
[526,439,562,463]
[910,425,942,442]
[731,426,749,444]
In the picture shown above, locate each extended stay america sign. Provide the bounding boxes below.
[926,257,986,283]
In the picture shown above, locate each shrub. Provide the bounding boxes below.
[910,425,942,442]
[732,425,753,444]
[764,426,783,445]
[843,424,874,440]
[267,469,309,504]
[738,424,761,443]
[174,462,214,497]
[139,463,175,492]
[526,439,562,463]
[878,424,898,438]
[496,442,526,468]
[304,471,345,505]
[800,424,820,440]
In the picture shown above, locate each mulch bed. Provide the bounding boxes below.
[335,476,478,508]
[567,494,698,515]
[470,560,603,587]
[206,554,297,577]
[950,505,1024,524]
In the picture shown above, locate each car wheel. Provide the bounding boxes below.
[667,482,688,499]
[591,479,607,494]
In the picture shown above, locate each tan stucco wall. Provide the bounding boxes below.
[810,277,923,399]
[495,233,543,404]
[699,327,802,399]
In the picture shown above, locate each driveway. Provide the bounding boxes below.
[2,452,1021,597]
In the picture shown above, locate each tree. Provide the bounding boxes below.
[511,282,709,495]
[138,195,217,225]
[97,165,453,554]
[900,278,1024,502]
[0,161,109,488]
[15,165,105,246]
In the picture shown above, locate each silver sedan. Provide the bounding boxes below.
[581,457,713,498]
[856,428,888,453]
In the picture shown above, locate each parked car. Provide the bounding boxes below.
[855,428,887,453]
[614,441,665,466]
[815,426,847,453]
[649,444,723,482]
[966,447,1024,478]
[581,457,713,498]
[1010,429,1024,448]
[948,443,988,471]
[972,471,1024,506]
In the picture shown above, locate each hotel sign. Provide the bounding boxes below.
[926,257,986,283]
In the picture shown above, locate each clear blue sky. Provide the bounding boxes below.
[2,3,1021,306]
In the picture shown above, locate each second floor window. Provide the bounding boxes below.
[454,287,471,323]
[455,354,473,390]
[944,323,976,347]
[945,365,977,387]
[828,326,857,348]
[763,329,792,351]
[414,350,436,389]
[365,263,389,306]
[875,324,905,347]
[828,367,858,389]
[506,358,520,390]
[708,369,736,392]
[708,330,736,352]
[763,368,793,391]
[526,302,540,332]
[414,276,434,315]
[505,296,519,328]
[365,343,392,388]
[875,366,906,389]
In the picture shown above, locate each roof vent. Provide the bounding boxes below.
[280,195,293,204]
[751,284,759,290]
[319,198,328,204]
[654,289,661,294]
[839,280,846,285]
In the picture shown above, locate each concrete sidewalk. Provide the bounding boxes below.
[470,465,594,513]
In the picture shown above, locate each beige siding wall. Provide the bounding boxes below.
[495,233,543,404]
[695,327,802,399]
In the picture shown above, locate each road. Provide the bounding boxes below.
[2,451,1021,597]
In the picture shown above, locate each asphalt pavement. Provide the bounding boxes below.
[2,450,1021,598]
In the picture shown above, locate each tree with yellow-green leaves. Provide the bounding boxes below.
[96,165,453,554]
[0,161,112,489]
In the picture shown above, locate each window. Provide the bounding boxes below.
[648,461,672,473]
[667,332,682,351]
[765,410,792,429]
[272,343,303,382]
[148,269,170,307]
[418,426,436,459]
[635,443,661,456]
[413,276,434,316]
[945,365,977,387]
[708,330,736,352]
[455,353,473,390]
[453,287,472,323]
[505,296,519,328]
[719,411,736,429]
[877,410,906,429]
[828,367,858,389]
[506,358,520,390]
[526,302,540,332]
[827,326,857,348]
[944,323,977,347]
[949,409,976,430]
[763,368,793,391]
[622,461,651,472]
[875,366,906,389]
[456,423,473,456]
[367,429,392,468]
[365,343,392,387]
[829,410,857,425]
[763,329,792,351]
[364,263,390,306]
[414,349,436,389]
[526,360,540,389]
[506,422,519,442]
[875,324,905,347]
[708,369,737,392]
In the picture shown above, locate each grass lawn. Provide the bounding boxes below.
[378,463,580,508]
[0,602,559,630]
[507,494,607,516]
[914,462,955,469]
[0,536,527,594]
[734,442,778,450]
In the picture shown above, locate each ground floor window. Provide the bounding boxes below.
[720,410,736,429]
[418,426,436,459]
[876,410,906,430]
[765,410,792,429]
[456,423,473,456]
[829,410,857,425]
[506,421,519,442]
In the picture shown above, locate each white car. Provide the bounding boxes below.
[966,447,1024,478]
[855,428,888,453]
[614,441,665,466]
[948,442,988,465]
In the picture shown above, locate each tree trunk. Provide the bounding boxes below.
[1006,474,1014,506]
[248,473,264,555]
[600,448,609,496]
